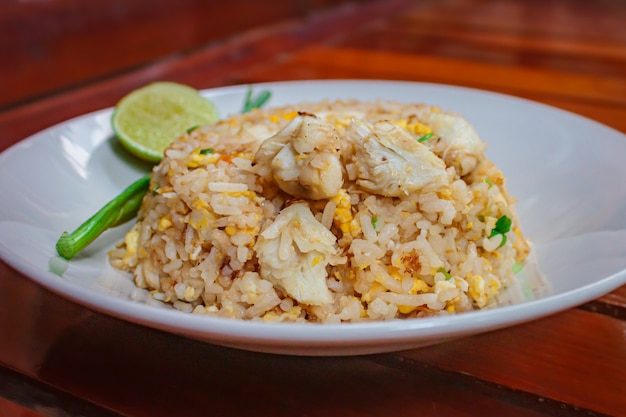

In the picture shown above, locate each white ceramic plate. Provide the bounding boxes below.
[1,80,626,356]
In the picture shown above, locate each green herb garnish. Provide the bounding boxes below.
[242,86,272,113]
[437,267,452,280]
[512,261,524,275]
[489,215,512,248]
[56,175,151,260]
[483,177,494,188]
[186,125,199,133]
[199,148,214,155]
[371,214,379,230]
[417,132,434,143]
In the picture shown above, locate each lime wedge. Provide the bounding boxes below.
[111,82,219,162]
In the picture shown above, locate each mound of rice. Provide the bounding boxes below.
[109,99,531,323]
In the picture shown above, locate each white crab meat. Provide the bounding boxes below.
[420,112,487,176]
[254,202,338,305]
[343,120,449,197]
[255,113,343,200]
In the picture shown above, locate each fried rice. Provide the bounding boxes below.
[109,99,532,323]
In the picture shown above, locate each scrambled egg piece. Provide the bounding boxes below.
[187,148,219,168]
[419,112,487,176]
[255,113,343,200]
[343,120,449,197]
[262,306,302,322]
[269,110,299,123]
[254,202,340,305]
[332,189,361,235]
[121,224,140,266]
[395,119,432,136]
[157,217,173,231]
[467,274,490,308]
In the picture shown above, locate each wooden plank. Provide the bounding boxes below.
[0,365,123,417]
[0,0,415,150]
[401,0,626,43]
[2,264,622,416]
[0,258,558,417]
[0,0,301,109]
[582,284,626,319]
[4,42,624,155]
[383,309,626,416]
[0,0,377,110]
[326,0,626,85]
[282,47,626,106]
[393,17,626,61]
[237,61,626,134]
[340,23,626,78]
[231,47,626,133]
[0,0,624,415]
[0,271,548,417]
[601,284,626,308]
[0,397,47,417]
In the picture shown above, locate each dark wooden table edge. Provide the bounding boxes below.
[1,257,623,417]
[372,353,615,417]
[0,364,125,417]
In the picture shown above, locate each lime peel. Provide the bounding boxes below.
[111,82,219,163]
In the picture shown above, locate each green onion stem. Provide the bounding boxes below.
[242,87,271,113]
[488,215,513,248]
[417,132,434,143]
[55,174,150,260]
[57,88,273,260]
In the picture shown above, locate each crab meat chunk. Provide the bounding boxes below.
[255,113,343,200]
[254,202,339,305]
[420,112,487,176]
[343,120,449,197]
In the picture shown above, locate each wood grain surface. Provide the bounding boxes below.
[1,0,625,416]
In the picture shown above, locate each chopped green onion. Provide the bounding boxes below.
[437,267,452,280]
[242,87,271,113]
[417,132,433,143]
[199,148,214,155]
[483,177,494,188]
[512,261,524,275]
[371,214,379,230]
[488,215,512,248]
[186,125,199,133]
[56,174,151,260]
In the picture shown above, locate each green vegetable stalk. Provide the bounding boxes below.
[56,174,150,260]
[242,87,271,113]
[56,86,271,260]
[417,132,433,143]
[437,267,452,280]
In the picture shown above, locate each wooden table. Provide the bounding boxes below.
[1,0,625,415]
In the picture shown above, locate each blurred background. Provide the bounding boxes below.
[1,1,625,416]
[2,0,624,131]
[1,0,372,110]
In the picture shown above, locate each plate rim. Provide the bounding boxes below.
[1,79,625,355]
